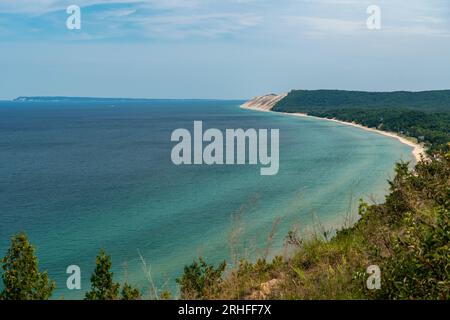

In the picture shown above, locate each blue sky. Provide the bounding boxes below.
[1,0,450,99]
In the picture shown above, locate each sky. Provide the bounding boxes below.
[0,0,450,99]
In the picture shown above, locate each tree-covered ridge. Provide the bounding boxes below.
[274,90,450,112]
[272,90,450,153]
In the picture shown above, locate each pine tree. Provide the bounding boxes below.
[85,250,141,300]
[85,250,120,300]
[121,283,141,300]
[1,233,55,300]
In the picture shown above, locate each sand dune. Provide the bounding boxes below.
[241,93,287,111]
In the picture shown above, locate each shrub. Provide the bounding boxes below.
[176,258,226,299]
[376,207,450,299]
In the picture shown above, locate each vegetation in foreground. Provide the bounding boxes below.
[0,153,449,300]
[177,153,449,300]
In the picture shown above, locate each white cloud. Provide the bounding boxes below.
[132,13,263,39]
[287,16,364,36]
[0,0,199,14]
[0,0,448,40]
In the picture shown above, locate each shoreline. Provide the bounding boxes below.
[241,103,427,163]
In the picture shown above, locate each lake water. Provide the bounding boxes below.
[0,100,414,299]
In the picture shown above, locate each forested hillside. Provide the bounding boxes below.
[274,90,450,111]
[273,90,450,153]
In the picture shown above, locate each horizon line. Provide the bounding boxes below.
[3,88,450,102]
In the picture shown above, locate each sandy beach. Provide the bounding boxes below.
[241,95,427,162]
[286,112,427,163]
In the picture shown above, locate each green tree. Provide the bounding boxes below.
[176,257,226,299]
[85,250,120,300]
[85,250,141,300]
[1,233,55,300]
[121,283,141,300]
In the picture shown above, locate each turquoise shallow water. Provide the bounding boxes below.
[0,100,414,299]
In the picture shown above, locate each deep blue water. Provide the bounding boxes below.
[0,100,414,299]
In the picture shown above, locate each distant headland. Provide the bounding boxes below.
[12,96,230,103]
